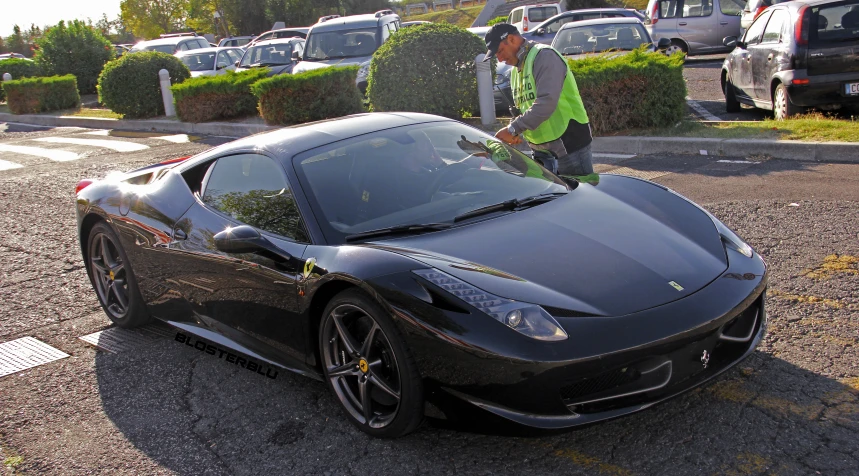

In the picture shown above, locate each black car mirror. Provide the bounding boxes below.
[723,36,738,48]
[291,51,300,60]
[234,60,240,67]
[657,37,672,49]
[213,225,291,262]
[535,28,546,36]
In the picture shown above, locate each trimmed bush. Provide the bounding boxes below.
[368,23,487,118]
[2,75,80,114]
[34,20,114,94]
[569,48,686,133]
[486,17,507,26]
[0,59,43,102]
[172,69,270,123]
[98,52,190,118]
[251,66,364,125]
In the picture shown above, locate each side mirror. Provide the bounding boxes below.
[234,60,240,67]
[657,37,672,49]
[213,225,290,263]
[535,28,546,36]
[291,51,300,60]
[723,36,738,48]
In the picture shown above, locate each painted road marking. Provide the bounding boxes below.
[153,134,191,143]
[0,159,24,171]
[686,98,721,121]
[0,337,69,378]
[717,159,759,164]
[79,325,174,354]
[0,144,80,161]
[34,136,149,152]
[594,153,636,159]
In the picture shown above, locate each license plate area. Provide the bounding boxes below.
[846,82,859,96]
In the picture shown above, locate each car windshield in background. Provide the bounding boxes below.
[530,7,559,22]
[133,45,175,54]
[304,28,377,60]
[555,23,650,53]
[294,122,569,243]
[812,3,859,44]
[181,52,216,71]
[239,43,294,67]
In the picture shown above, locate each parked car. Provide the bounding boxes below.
[0,53,31,60]
[175,47,244,77]
[129,33,210,54]
[218,35,255,48]
[722,0,859,119]
[246,27,310,47]
[292,10,401,94]
[523,8,650,45]
[508,3,563,32]
[644,0,745,55]
[401,21,431,27]
[113,44,130,57]
[234,38,305,76]
[76,112,767,438]
[740,0,792,34]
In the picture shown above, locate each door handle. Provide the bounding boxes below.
[679,22,687,25]
[720,21,729,25]
[173,228,188,240]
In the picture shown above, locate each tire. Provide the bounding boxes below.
[773,83,802,120]
[724,76,741,113]
[664,40,687,56]
[319,289,423,438]
[86,221,151,328]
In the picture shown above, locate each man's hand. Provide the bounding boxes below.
[495,127,522,145]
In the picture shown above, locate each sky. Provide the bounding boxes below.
[2,0,121,37]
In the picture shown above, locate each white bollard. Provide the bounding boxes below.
[158,69,176,117]
[475,54,496,126]
[2,73,11,82]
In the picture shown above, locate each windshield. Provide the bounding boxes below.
[181,52,216,71]
[554,23,650,53]
[132,44,175,54]
[304,28,378,60]
[240,43,294,67]
[294,122,569,244]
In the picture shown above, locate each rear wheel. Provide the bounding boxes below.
[773,83,802,120]
[664,40,687,56]
[319,289,423,438]
[724,76,741,113]
[86,221,150,328]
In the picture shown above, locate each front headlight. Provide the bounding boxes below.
[413,269,568,341]
[357,62,370,79]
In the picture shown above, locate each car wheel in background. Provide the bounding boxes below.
[663,40,687,56]
[773,83,802,120]
[724,76,741,113]
[319,289,424,438]
[86,222,151,328]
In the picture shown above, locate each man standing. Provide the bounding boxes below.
[483,23,596,181]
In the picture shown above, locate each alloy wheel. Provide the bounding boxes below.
[664,44,683,56]
[89,231,130,318]
[774,87,788,120]
[322,303,402,429]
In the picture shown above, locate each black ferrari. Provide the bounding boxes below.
[76,113,767,438]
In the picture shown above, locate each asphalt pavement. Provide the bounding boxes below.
[0,124,857,475]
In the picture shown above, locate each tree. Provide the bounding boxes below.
[120,0,190,38]
[0,36,6,54]
[7,26,27,56]
[35,20,115,94]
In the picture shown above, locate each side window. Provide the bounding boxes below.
[202,154,308,242]
[226,49,242,63]
[682,0,713,17]
[178,42,188,51]
[762,10,789,42]
[744,10,770,44]
[382,24,391,42]
[511,10,523,23]
[581,13,602,20]
[198,39,209,48]
[720,0,745,15]
[660,0,680,18]
[216,52,231,68]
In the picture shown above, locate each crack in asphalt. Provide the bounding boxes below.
[181,355,234,476]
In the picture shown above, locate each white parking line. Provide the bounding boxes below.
[686,99,721,121]
[717,159,759,164]
[34,137,149,152]
[153,134,191,143]
[0,144,80,162]
[0,159,24,171]
[594,153,636,159]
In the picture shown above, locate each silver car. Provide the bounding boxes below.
[176,47,244,77]
[644,0,745,55]
[523,8,647,45]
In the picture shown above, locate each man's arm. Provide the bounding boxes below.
[509,49,567,135]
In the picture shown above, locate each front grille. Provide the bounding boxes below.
[543,305,599,318]
[560,367,641,401]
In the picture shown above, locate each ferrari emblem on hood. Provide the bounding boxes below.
[668,281,684,291]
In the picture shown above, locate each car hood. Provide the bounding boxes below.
[292,56,370,73]
[366,176,728,317]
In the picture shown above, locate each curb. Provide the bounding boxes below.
[592,136,859,163]
[3,112,858,163]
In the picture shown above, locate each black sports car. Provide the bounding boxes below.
[76,113,768,438]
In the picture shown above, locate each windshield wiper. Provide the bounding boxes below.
[453,192,568,223]
[345,223,452,242]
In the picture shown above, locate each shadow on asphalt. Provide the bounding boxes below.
[92,326,859,474]
[607,155,821,178]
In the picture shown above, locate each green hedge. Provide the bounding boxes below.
[569,48,686,134]
[486,17,507,26]
[97,52,190,118]
[172,69,270,123]
[251,66,364,125]
[0,59,43,102]
[2,75,80,114]
[368,23,486,118]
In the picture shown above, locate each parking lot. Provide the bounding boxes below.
[0,123,856,475]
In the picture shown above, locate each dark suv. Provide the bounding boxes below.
[722,0,859,119]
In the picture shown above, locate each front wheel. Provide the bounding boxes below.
[724,76,741,113]
[319,289,424,438]
[773,83,802,120]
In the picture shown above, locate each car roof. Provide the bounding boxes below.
[178,113,451,167]
[309,13,398,33]
[133,36,198,47]
[174,47,241,56]
[248,38,304,47]
[557,17,645,30]
[262,27,309,35]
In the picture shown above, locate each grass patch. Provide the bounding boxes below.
[627,113,859,142]
[403,5,484,28]
[4,455,24,469]
[63,108,123,119]
[606,0,649,11]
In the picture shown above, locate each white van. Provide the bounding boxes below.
[508,3,563,33]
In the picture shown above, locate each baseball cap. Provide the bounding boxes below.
[482,23,519,62]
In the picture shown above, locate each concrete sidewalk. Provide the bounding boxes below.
[2,112,858,164]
